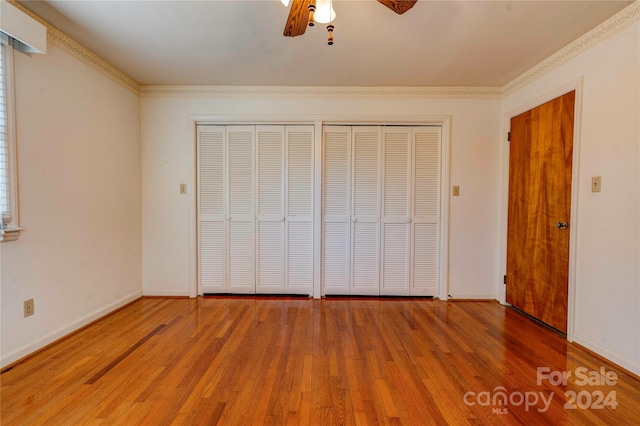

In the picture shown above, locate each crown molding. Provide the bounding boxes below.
[503,1,640,96]
[140,85,502,99]
[8,0,140,96]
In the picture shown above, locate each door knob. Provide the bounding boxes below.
[554,222,568,229]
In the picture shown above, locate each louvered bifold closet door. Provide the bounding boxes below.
[198,125,227,293]
[322,126,351,295]
[285,126,314,295]
[411,127,441,296]
[227,126,256,294]
[351,127,381,295]
[380,128,411,295]
[256,126,285,294]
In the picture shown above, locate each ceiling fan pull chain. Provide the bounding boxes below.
[327,24,334,45]
[308,4,316,27]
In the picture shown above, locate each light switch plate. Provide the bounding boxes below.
[180,184,187,194]
[453,186,460,197]
[591,176,601,193]
[24,299,34,317]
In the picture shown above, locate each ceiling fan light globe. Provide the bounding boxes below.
[315,0,336,23]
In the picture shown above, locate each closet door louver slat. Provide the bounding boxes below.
[286,126,314,294]
[257,221,285,292]
[287,221,313,292]
[197,126,226,293]
[257,128,284,217]
[411,127,441,296]
[199,222,225,292]
[381,128,411,295]
[322,127,351,294]
[350,127,380,295]
[287,128,313,217]
[227,126,255,293]
[256,126,285,293]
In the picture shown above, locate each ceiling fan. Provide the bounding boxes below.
[283,0,417,44]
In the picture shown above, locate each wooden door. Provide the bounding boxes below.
[506,91,575,333]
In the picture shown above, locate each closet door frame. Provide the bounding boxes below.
[191,115,451,300]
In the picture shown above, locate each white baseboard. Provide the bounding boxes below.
[0,290,142,369]
[142,290,192,297]
[573,332,640,376]
[447,294,497,300]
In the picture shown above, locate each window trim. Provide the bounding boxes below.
[1,43,21,242]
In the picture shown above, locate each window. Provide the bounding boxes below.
[0,0,46,242]
[0,44,10,219]
[0,42,20,241]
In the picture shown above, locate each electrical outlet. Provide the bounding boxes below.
[24,299,34,317]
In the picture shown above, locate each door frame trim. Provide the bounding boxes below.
[498,78,583,342]
[189,114,451,300]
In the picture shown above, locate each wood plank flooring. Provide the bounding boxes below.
[1,298,639,425]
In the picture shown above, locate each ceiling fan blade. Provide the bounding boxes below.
[376,0,417,14]
[284,0,314,37]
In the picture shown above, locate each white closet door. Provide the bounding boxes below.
[322,126,351,295]
[198,125,227,294]
[285,126,314,294]
[256,126,285,293]
[351,127,381,296]
[380,128,411,295]
[411,127,441,296]
[227,126,256,294]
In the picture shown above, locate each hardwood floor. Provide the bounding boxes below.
[1,298,639,425]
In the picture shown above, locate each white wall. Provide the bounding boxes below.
[500,22,640,375]
[0,44,142,367]
[141,96,501,299]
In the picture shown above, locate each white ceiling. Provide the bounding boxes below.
[18,0,632,87]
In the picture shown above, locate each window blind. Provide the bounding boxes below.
[0,44,10,224]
